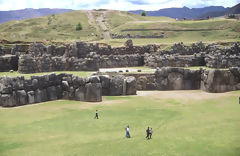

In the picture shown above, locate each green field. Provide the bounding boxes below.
[0,71,93,78]
[0,90,239,156]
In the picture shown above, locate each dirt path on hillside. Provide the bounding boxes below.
[96,12,111,40]
[86,10,100,35]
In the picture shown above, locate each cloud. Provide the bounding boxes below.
[0,0,239,11]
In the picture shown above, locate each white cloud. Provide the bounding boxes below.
[0,0,239,11]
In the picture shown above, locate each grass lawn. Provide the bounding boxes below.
[0,71,93,79]
[0,90,239,156]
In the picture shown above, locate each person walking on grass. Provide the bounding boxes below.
[125,125,130,138]
[149,128,153,139]
[146,127,150,139]
[94,110,99,119]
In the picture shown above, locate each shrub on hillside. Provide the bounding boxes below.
[76,22,83,31]
[141,11,146,16]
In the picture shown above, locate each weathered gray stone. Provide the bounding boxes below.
[62,81,69,91]
[85,83,102,102]
[47,86,57,101]
[34,89,42,103]
[56,85,63,99]
[17,90,27,105]
[75,87,85,101]
[125,76,137,95]
[41,89,48,102]
[62,91,69,99]
[27,91,35,104]
[0,92,17,107]
[125,39,133,49]
[109,75,125,96]
[99,75,110,95]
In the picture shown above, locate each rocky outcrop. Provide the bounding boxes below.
[0,74,137,107]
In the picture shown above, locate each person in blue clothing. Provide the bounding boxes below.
[125,125,130,138]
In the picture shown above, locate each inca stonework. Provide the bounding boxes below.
[0,40,239,105]
[16,41,158,73]
[0,40,239,74]
[0,73,137,107]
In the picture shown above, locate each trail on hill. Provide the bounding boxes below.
[86,10,100,37]
[96,11,111,40]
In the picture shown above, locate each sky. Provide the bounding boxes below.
[0,0,239,11]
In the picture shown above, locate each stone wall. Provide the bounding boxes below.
[204,43,240,68]
[0,41,239,75]
[124,68,201,90]
[111,33,164,39]
[16,41,158,73]
[0,55,18,72]
[123,67,240,93]
[145,53,205,68]
[0,73,137,107]
[144,42,240,68]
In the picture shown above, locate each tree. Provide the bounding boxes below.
[141,11,146,16]
[76,22,82,31]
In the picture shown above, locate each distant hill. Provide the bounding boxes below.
[0,8,73,24]
[199,3,240,18]
[226,3,240,14]
[129,6,228,19]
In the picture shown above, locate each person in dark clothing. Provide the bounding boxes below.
[94,110,99,119]
[146,127,150,139]
[149,128,153,139]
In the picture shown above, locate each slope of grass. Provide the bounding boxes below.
[0,10,239,45]
[108,18,240,46]
[0,91,239,155]
[0,10,100,42]
[106,11,174,29]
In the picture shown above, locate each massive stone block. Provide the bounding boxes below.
[47,86,57,101]
[27,91,35,104]
[201,68,240,93]
[99,75,110,95]
[85,83,102,102]
[0,92,17,107]
[125,76,137,95]
[75,86,85,101]
[16,90,27,105]
[109,75,125,96]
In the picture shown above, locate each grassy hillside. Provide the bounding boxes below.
[0,10,239,46]
[0,90,239,155]
[0,10,100,42]
[106,18,240,46]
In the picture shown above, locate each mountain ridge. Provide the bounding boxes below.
[129,6,228,19]
[0,8,73,24]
